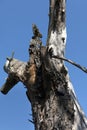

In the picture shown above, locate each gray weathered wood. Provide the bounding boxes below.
[1,0,87,130]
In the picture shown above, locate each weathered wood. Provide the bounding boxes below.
[0,58,27,94]
[1,0,87,130]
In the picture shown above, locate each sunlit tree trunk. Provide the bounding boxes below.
[1,0,87,130]
[27,0,87,129]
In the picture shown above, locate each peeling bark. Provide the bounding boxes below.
[1,0,87,130]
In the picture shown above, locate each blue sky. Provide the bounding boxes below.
[0,0,87,130]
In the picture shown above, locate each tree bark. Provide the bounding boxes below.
[1,0,87,130]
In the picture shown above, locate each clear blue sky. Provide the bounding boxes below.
[0,0,87,130]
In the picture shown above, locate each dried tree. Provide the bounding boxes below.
[1,0,87,130]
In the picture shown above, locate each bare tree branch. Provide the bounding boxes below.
[52,55,87,73]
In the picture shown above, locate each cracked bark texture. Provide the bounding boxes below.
[1,0,87,130]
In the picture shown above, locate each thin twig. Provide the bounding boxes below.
[52,55,87,73]
[28,119,34,124]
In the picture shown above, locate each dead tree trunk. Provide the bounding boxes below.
[1,0,87,130]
